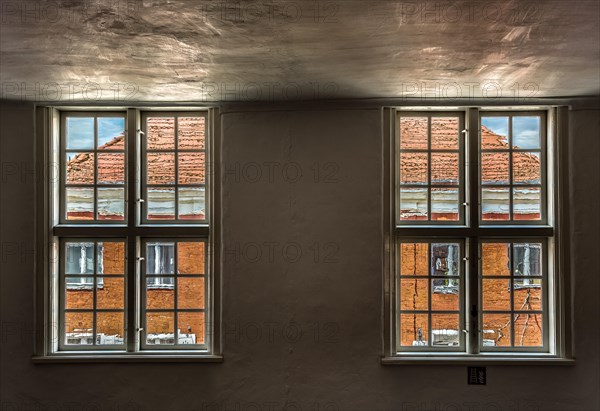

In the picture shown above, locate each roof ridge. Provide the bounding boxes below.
[98,134,125,150]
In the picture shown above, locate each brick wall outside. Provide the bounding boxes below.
[399,242,542,347]
[64,242,206,345]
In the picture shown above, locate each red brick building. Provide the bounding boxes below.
[64,117,206,346]
[398,118,542,348]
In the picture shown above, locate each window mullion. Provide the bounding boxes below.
[466,107,481,354]
[467,236,480,354]
[126,108,139,353]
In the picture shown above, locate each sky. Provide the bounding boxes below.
[481,116,540,149]
[66,117,125,149]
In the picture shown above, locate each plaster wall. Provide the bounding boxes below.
[1,100,598,411]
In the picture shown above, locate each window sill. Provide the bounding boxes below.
[32,354,224,364]
[381,355,575,366]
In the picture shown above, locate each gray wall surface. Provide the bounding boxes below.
[1,100,599,411]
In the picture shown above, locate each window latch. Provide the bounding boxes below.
[137,257,145,261]
[137,198,145,203]
[461,129,468,134]
[137,129,145,135]
[136,328,144,332]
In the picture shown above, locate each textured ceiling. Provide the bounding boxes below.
[1,0,599,102]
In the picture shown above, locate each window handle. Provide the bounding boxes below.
[136,328,144,332]
[137,198,145,203]
[137,257,145,261]
[461,129,468,134]
[137,129,145,135]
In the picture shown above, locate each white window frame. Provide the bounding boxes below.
[382,106,573,364]
[140,238,208,351]
[34,107,222,362]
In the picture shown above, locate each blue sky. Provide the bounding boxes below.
[512,117,540,149]
[482,116,540,149]
[67,117,125,149]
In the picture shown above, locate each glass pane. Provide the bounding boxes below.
[431,280,459,311]
[65,312,93,345]
[66,117,94,149]
[96,277,124,309]
[513,243,542,276]
[178,187,206,220]
[513,117,540,149]
[147,188,175,220]
[514,279,543,311]
[146,312,175,345]
[97,117,126,149]
[147,153,175,184]
[147,117,175,150]
[400,313,429,347]
[482,279,511,311]
[400,152,428,185]
[431,314,460,347]
[178,312,205,345]
[513,152,541,184]
[178,117,205,149]
[66,187,94,220]
[481,187,510,221]
[481,152,509,184]
[399,243,428,276]
[399,188,427,220]
[431,243,459,276]
[178,277,205,309]
[97,187,124,220]
[481,243,510,276]
[431,153,458,185]
[65,278,94,309]
[399,117,428,150]
[146,278,175,309]
[66,152,94,184]
[481,117,509,149]
[178,242,205,274]
[481,278,510,311]
[178,152,205,185]
[431,117,459,150]
[65,243,94,274]
[98,152,125,184]
[146,243,175,274]
[400,279,428,311]
[431,188,459,221]
[513,187,541,220]
[96,312,125,345]
[482,314,511,347]
[97,242,125,274]
[514,314,543,346]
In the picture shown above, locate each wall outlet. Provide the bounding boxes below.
[468,367,486,385]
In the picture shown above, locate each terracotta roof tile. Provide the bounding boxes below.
[399,118,540,183]
[66,117,206,219]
